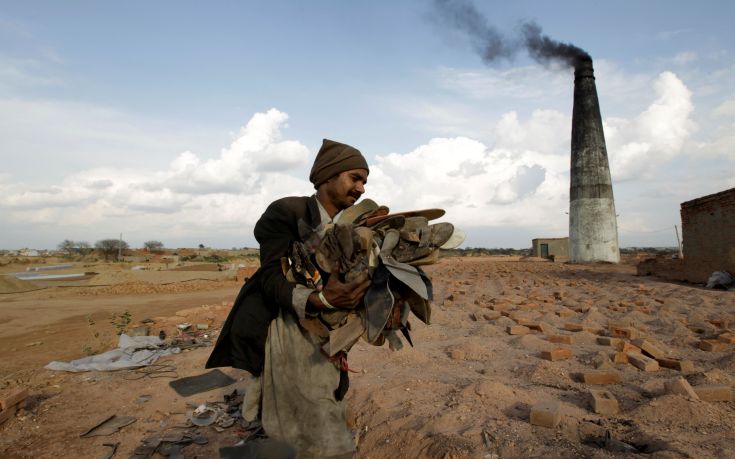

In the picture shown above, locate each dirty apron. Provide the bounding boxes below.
[261,309,355,459]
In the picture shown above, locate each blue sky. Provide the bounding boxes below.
[1,1,734,249]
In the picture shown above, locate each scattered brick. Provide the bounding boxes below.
[492,303,510,312]
[530,400,562,428]
[589,389,619,415]
[0,388,28,411]
[609,326,639,340]
[664,377,699,400]
[507,325,530,335]
[564,323,584,332]
[627,352,659,372]
[0,404,17,425]
[582,370,622,385]
[556,309,576,318]
[707,318,729,329]
[718,333,735,344]
[631,339,666,359]
[597,337,622,347]
[656,358,695,372]
[450,350,466,360]
[482,312,501,321]
[693,385,734,402]
[547,335,573,344]
[518,303,539,311]
[593,351,614,369]
[608,319,630,329]
[585,327,606,335]
[517,318,539,328]
[541,348,572,361]
[617,342,642,354]
[612,352,629,364]
[699,340,728,352]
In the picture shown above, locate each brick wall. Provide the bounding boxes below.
[679,187,735,283]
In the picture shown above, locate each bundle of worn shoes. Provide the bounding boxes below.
[283,199,464,357]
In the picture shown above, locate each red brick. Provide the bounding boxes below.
[664,377,699,399]
[564,323,584,332]
[0,404,17,425]
[582,370,622,385]
[482,312,501,321]
[631,339,666,359]
[617,342,642,354]
[693,385,733,402]
[656,358,695,372]
[718,333,735,344]
[597,337,622,347]
[699,339,728,352]
[627,352,659,371]
[609,326,639,340]
[0,388,28,411]
[517,318,539,328]
[556,308,576,318]
[529,400,562,428]
[547,334,573,344]
[612,352,629,364]
[589,389,619,415]
[707,318,729,328]
[507,325,530,335]
[540,348,572,361]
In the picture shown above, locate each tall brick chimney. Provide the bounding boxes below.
[569,58,620,263]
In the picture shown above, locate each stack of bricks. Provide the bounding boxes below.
[0,388,28,425]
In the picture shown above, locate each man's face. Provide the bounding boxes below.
[324,168,368,211]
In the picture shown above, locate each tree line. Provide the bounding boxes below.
[57,239,165,261]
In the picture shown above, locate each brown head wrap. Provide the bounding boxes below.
[309,139,369,188]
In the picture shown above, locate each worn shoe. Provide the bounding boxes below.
[337,198,378,224]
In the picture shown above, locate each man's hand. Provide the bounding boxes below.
[319,271,370,310]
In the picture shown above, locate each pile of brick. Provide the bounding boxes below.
[476,294,734,429]
[0,388,28,426]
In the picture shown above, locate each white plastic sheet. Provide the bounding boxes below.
[45,334,180,372]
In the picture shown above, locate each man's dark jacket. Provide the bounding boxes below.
[206,195,321,375]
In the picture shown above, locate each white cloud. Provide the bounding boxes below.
[673,51,697,65]
[713,98,735,118]
[607,71,695,180]
[367,135,567,233]
[0,108,314,246]
[0,66,729,250]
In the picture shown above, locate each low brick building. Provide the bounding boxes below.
[638,187,735,283]
[531,238,569,261]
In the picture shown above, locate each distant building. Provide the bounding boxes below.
[531,238,569,261]
[638,187,735,283]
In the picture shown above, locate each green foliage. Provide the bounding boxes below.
[203,254,231,263]
[110,310,132,335]
[95,239,130,261]
[144,240,165,253]
[82,314,112,355]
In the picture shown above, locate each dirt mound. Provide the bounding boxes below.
[0,275,40,294]
[79,280,240,295]
[170,263,222,272]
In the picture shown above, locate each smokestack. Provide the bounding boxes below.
[569,58,620,263]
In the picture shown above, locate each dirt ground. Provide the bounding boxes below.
[0,256,733,458]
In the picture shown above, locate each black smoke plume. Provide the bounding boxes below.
[432,0,590,69]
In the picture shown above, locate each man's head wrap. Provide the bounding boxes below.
[309,139,369,188]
